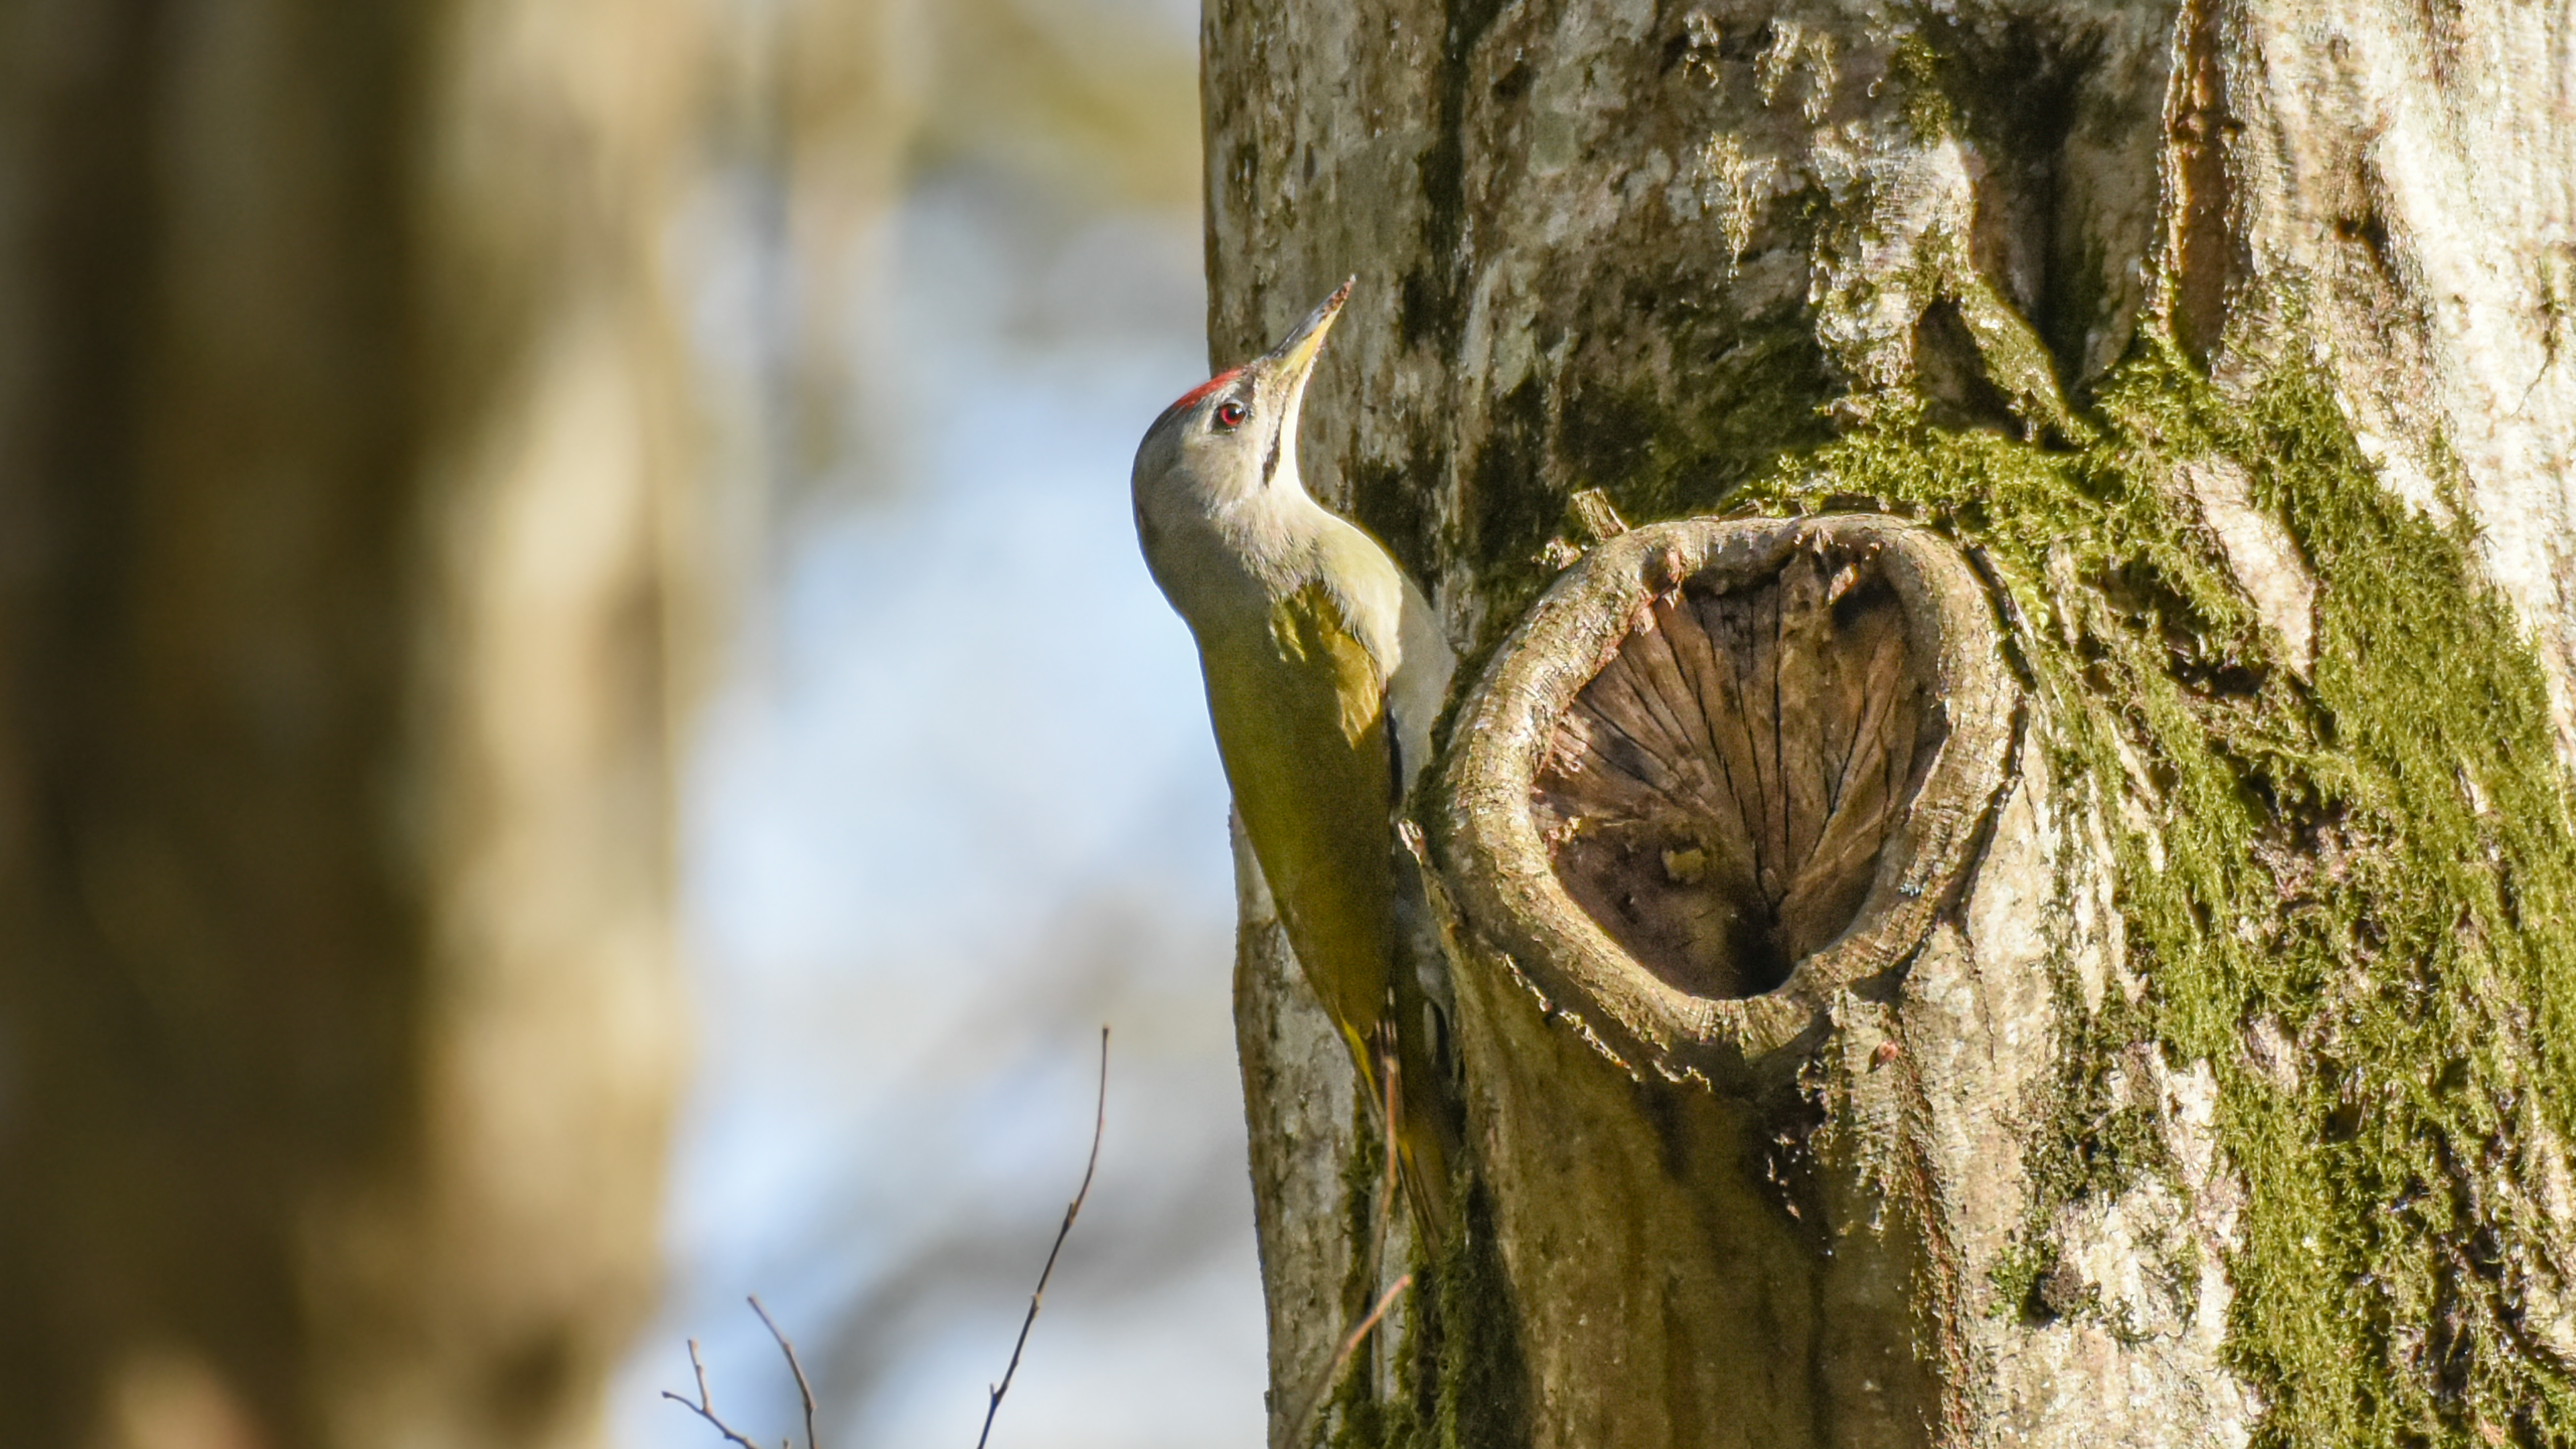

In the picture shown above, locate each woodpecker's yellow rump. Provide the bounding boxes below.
[1130,281,1458,1234]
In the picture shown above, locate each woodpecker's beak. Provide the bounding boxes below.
[1259,277,1354,395]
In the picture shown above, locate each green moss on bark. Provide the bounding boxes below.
[1715,331,2576,1444]
[1390,313,2576,1440]
[1322,1120,1531,1449]
[1426,1181,1530,1449]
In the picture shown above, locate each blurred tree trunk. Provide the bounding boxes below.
[0,2,712,1445]
[1210,1,2576,1446]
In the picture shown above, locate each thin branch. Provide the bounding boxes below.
[1279,1061,1413,1449]
[975,1024,1111,1449]
[749,1296,818,1449]
[660,1340,767,1449]
[1335,1275,1415,1385]
[1372,1053,1398,1285]
[662,1299,820,1449]
[1281,1275,1415,1448]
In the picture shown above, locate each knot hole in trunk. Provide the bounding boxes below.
[1536,542,1921,1000]
[1440,515,2014,1082]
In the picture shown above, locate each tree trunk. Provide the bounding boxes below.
[0,3,708,1445]
[1207,1,2576,1445]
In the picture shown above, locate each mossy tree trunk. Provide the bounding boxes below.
[0,3,710,1446]
[1207,1,2576,1445]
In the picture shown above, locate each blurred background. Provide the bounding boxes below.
[0,1,1262,1446]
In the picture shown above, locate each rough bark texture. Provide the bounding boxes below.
[0,3,706,1445]
[1208,0,2576,1445]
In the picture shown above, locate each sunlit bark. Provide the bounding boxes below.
[1210,1,2576,1444]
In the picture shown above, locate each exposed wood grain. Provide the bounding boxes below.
[1532,541,1923,999]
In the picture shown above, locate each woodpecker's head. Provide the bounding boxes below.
[1133,279,1352,525]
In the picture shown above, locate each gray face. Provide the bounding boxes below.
[1131,364,1292,520]
[1130,280,1352,525]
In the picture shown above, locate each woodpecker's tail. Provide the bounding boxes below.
[1362,1009,1457,1242]
[1384,818,1464,1242]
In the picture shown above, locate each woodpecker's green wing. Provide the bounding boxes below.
[1198,576,1454,1233]
[1200,578,1399,1050]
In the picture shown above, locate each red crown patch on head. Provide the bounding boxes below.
[1147,366,1247,437]
[1169,367,1243,414]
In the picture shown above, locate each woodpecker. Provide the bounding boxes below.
[1132,280,1458,1234]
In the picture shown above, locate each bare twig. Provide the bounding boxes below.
[1371,1055,1399,1285]
[749,1296,818,1449]
[661,1297,819,1449]
[975,1025,1110,1449]
[1334,1275,1414,1387]
[661,1339,767,1449]
[1279,1062,1414,1449]
[1282,1275,1415,1448]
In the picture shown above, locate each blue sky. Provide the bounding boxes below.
[614,97,1270,1448]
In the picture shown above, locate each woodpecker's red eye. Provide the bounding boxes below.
[1214,400,1248,429]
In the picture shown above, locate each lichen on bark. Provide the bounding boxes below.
[1208,0,2576,1443]
[1734,327,2576,1444]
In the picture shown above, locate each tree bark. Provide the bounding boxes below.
[1207,1,2576,1445]
[0,3,708,1445]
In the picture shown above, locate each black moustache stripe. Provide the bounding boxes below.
[1259,407,1286,486]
